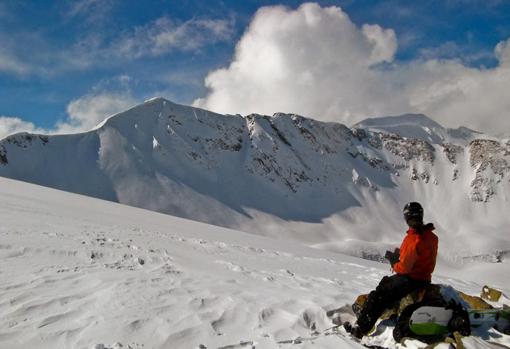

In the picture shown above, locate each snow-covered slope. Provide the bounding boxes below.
[0,177,508,349]
[0,98,509,264]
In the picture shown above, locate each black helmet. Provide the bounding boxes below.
[403,202,423,221]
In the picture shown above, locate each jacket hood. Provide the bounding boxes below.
[408,222,435,235]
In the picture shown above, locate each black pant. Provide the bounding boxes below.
[356,274,429,334]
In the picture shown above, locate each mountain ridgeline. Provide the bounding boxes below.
[1,98,509,261]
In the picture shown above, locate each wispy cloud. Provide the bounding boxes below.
[63,0,116,24]
[62,16,235,70]
[418,41,495,65]
[162,70,205,88]
[0,13,234,77]
[111,17,234,59]
[0,51,32,76]
[0,31,72,77]
[445,0,504,8]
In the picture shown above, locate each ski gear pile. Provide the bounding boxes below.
[346,284,510,347]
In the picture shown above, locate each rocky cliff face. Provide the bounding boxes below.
[469,139,510,202]
[0,98,508,260]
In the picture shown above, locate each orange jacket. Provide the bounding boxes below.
[392,224,438,281]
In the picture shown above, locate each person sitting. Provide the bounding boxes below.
[347,202,438,339]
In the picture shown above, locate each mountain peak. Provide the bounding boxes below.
[97,97,212,131]
[142,96,179,107]
[355,113,438,127]
[144,96,168,104]
[353,113,479,144]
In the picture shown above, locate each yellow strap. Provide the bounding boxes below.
[453,331,464,349]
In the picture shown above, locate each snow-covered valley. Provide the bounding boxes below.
[0,177,508,349]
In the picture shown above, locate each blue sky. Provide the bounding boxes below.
[1,0,510,137]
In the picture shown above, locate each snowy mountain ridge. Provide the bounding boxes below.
[0,98,509,262]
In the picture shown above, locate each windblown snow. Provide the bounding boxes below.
[0,177,508,349]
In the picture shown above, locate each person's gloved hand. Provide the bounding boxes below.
[384,248,400,267]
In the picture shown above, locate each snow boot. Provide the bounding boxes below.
[343,322,364,339]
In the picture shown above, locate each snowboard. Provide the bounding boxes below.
[409,306,510,336]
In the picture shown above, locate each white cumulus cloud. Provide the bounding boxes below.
[194,2,510,136]
[495,38,510,67]
[193,3,401,122]
[361,24,397,64]
[59,91,137,134]
[0,116,44,140]
[0,90,137,140]
[0,76,138,138]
